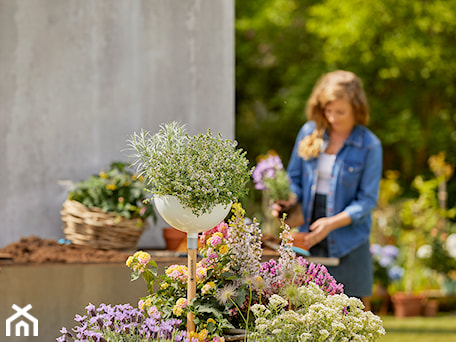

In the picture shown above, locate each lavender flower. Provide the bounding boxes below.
[56,303,186,342]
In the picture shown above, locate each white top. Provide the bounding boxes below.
[316,153,336,195]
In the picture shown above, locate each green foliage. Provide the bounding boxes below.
[68,161,156,221]
[262,169,290,202]
[425,231,456,276]
[128,122,252,216]
[236,0,456,200]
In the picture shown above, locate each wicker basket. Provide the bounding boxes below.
[61,199,146,250]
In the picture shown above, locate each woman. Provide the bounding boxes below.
[273,70,382,299]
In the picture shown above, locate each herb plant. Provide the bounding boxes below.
[127,122,252,216]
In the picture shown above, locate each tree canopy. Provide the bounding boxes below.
[235,0,456,201]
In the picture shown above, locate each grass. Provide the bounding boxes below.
[379,313,456,342]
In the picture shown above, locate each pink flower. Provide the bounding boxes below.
[208,252,218,259]
[210,236,222,247]
[137,252,151,265]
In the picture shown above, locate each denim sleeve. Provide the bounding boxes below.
[344,140,383,225]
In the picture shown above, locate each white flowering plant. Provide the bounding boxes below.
[127,122,252,216]
[126,204,385,341]
[418,229,456,280]
[249,285,385,342]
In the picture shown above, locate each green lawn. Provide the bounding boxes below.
[379,314,456,342]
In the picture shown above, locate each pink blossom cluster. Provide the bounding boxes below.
[259,257,344,296]
[199,222,229,246]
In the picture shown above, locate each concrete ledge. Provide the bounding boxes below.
[0,263,148,342]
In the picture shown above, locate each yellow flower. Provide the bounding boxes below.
[188,332,199,340]
[106,183,116,191]
[137,251,151,265]
[176,298,187,308]
[213,232,224,239]
[161,282,170,289]
[145,298,152,306]
[198,329,208,340]
[133,251,143,258]
[99,171,108,179]
[125,256,134,267]
[201,281,215,295]
[172,306,183,316]
[219,244,229,255]
[207,318,216,325]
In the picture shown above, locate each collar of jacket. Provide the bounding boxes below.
[323,125,363,149]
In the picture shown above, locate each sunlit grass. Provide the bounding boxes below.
[379,314,456,342]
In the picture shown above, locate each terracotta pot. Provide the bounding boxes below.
[391,293,425,317]
[423,299,439,317]
[290,232,309,252]
[162,227,186,251]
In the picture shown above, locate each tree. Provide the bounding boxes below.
[236,0,456,204]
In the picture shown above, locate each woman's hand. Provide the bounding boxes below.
[302,211,352,250]
[303,217,334,250]
[271,193,298,218]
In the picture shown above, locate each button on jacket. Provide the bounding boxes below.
[287,121,383,258]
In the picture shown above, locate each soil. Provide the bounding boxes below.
[0,236,133,264]
[0,235,282,265]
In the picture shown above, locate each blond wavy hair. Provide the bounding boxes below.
[298,70,369,160]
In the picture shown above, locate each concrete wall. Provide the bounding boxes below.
[0,264,149,342]
[0,0,235,249]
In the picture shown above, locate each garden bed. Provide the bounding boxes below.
[0,236,133,264]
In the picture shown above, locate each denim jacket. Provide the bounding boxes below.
[287,121,383,258]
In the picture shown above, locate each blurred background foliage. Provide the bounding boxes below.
[235,0,456,207]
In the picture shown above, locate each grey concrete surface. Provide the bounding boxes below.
[0,263,149,341]
[0,0,235,249]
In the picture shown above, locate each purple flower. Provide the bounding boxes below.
[252,155,284,190]
[85,303,96,317]
[388,265,404,281]
[382,245,399,258]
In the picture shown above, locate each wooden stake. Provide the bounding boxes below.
[187,233,198,333]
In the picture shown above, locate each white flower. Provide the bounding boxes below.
[251,304,271,318]
[268,294,288,312]
[446,234,456,258]
[416,244,432,259]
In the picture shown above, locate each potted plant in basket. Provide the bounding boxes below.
[61,161,156,250]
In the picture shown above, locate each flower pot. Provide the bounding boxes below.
[154,195,231,233]
[423,299,439,317]
[391,293,425,317]
[162,227,187,251]
[290,232,309,252]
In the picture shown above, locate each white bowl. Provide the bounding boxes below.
[154,195,231,233]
